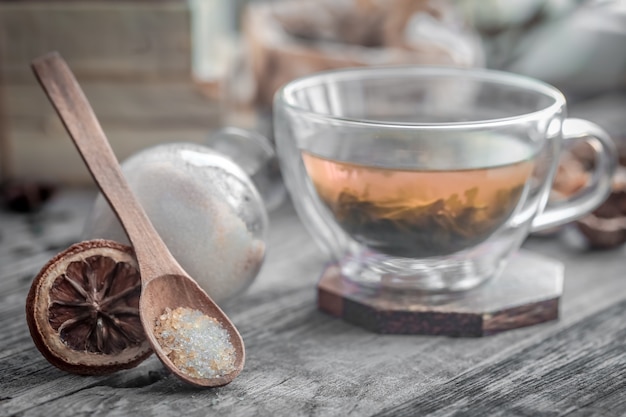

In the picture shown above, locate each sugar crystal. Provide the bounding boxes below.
[154,307,236,379]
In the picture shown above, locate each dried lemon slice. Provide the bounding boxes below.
[26,239,152,375]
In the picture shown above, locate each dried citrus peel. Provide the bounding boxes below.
[26,239,152,375]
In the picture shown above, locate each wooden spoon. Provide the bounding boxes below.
[31,51,245,388]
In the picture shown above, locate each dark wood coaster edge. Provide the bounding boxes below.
[317,261,562,337]
[482,298,560,336]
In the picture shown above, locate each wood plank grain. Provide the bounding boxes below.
[1,190,626,416]
[0,263,549,416]
[7,291,626,417]
[376,298,626,417]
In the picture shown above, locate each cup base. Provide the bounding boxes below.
[340,251,507,293]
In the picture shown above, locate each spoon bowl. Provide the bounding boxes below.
[31,51,245,387]
[140,274,245,386]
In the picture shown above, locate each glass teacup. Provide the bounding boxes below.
[274,67,616,292]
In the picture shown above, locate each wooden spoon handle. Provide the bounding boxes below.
[31,51,183,280]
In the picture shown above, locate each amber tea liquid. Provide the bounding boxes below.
[302,137,535,258]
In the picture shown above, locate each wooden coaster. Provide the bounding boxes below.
[317,250,563,336]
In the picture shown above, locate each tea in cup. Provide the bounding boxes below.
[274,67,616,291]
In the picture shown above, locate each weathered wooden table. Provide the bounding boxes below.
[1,188,625,416]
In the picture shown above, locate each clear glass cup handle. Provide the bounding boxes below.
[531,118,618,232]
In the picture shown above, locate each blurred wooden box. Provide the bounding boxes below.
[5,82,220,184]
[0,0,220,184]
[1,0,192,82]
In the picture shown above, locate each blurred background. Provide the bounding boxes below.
[0,0,625,245]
